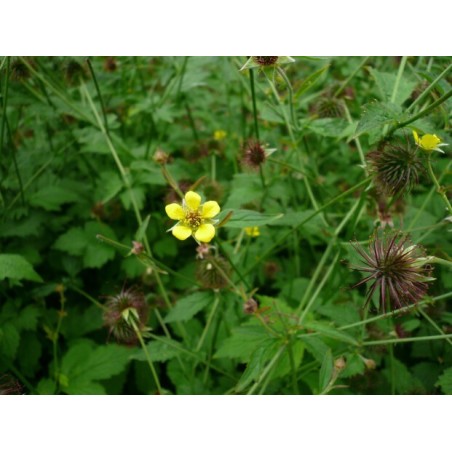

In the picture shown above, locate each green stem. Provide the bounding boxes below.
[132,323,163,394]
[246,345,286,395]
[419,308,452,346]
[426,153,452,215]
[298,252,340,325]
[387,88,452,136]
[390,56,408,104]
[277,67,296,129]
[196,292,221,352]
[362,333,452,346]
[249,68,260,141]
[334,56,370,98]
[407,62,452,113]
[243,176,372,277]
[70,284,107,310]
[431,257,452,268]
[408,160,452,230]
[342,101,367,173]
[86,59,110,134]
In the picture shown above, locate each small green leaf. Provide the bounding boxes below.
[295,64,330,100]
[164,291,213,323]
[132,337,183,363]
[135,214,151,242]
[436,367,452,395]
[0,254,43,282]
[319,349,334,393]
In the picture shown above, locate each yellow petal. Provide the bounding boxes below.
[165,203,185,220]
[201,201,220,219]
[412,130,420,146]
[245,226,260,237]
[172,225,193,240]
[420,134,441,151]
[185,191,201,211]
[194,224,215,243]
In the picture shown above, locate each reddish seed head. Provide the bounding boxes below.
[103,287,149,345]
[253,56,279,66]
[243,140,267,169]
[350,231,433,313]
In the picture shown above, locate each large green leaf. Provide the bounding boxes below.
[436,367,452,395]
[0,254,43,282]
[164,291,213,323]
[59,341,132,395]
[53,222,117,268]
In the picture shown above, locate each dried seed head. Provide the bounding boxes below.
[253,56,279,66]
[367,140,425,197]
[196,256,231,290]
[103,287,149,345]
[309,95,345,118]
[104,57,118,72]
[350,231,434,313]
[10,58,31,81]
[0,374,23,395]
[242,140,267,169]
[64,59,87,85]
[334,357,346,372]
[243,298,258,314]
[153,149,170,165]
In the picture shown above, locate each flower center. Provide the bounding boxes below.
[185,211,202,229]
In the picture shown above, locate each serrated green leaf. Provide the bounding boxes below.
[0,324,20,360]
[355,101,403,137]
[0,254,43,282]
[164,291,213,323]
[132,337,183,363]
[436,367,452,395]
[29,185,80,211]
[53,227,87,256]
[60,341,132,395]
[236,339,277,391]
[368,68,416,105]
[53,222,117,268]
[215,325,269,361]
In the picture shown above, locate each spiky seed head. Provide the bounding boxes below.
[103,287,149,345]
[196,256,231,290]
[153,149,170,165]
[253,56,279,66]
[0,374,23,395]
[104,57,118,72]
[350,231,434,313]
[367,141,425,197]
[242,140,267,169]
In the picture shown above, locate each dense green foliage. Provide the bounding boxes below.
[1,56,451,395]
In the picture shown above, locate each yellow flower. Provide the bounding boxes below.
[245,226,260,237]
[413,130,447,153]
[213,130,227,141]
[165,191,220,243]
